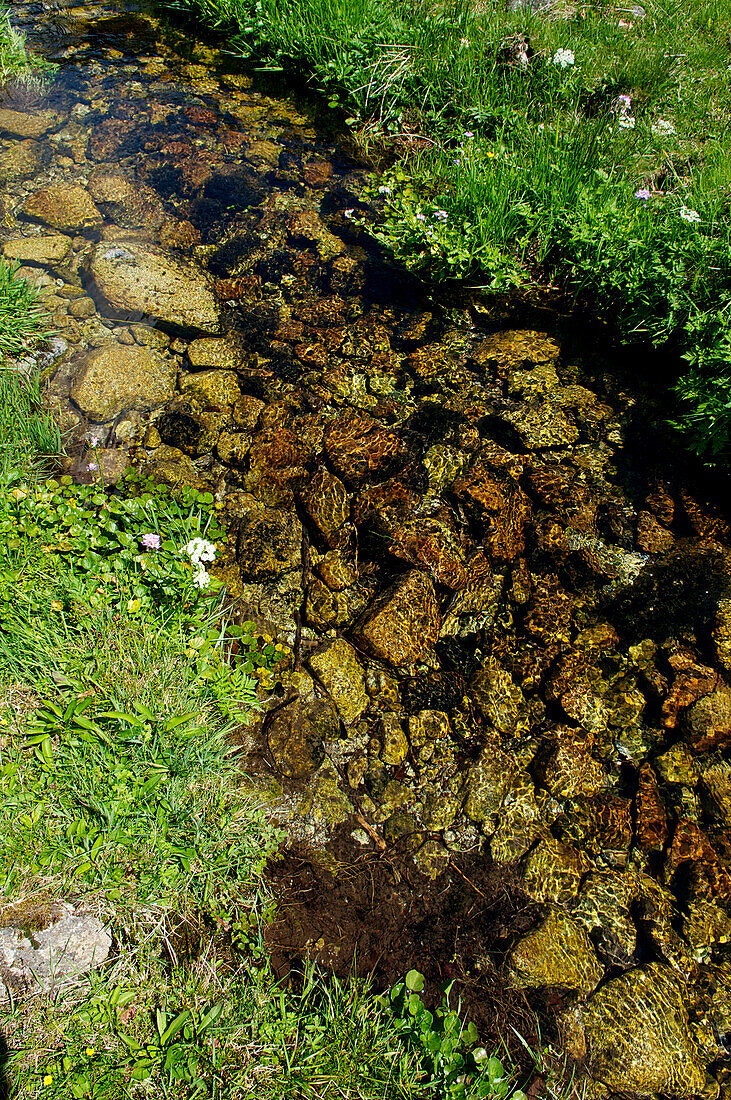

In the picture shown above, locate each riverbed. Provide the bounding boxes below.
[4,2,731,1095]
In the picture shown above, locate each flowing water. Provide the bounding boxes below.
[5,1,731,1093]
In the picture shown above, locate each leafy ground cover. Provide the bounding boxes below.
[168,0,731,458]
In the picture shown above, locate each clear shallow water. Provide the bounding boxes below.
[5,3,731,1093]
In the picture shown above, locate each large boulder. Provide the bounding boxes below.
[564,964,708,1097]
[70,345,176,422]
[89,240,221,333]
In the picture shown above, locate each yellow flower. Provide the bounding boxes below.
[486,150,495,158]
[127,598,141,613]
[51,600,63,612]
[43,1075,53,1086]
[85,1048,95,1058]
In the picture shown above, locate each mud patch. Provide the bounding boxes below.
[264,826,548,1071]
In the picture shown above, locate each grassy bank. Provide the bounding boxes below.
[170,0,731,458]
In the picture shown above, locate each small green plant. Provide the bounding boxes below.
[384,970,526,1100]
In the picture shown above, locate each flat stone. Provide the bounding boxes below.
[308,639,368,726]
[89,240,221,334]
[0,902,111,1003]
[187,336,247,369]
[22,185,102,233]
[499,402,579,450]
[3,235,71,266]
[71,344,176,421]
[352,571,440,667]
[509,907,603,995]
[0,108,61,139]
[0,140,49,183]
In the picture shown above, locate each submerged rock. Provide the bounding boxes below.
[352,571,440,667]
[308,639,368,726]
[0,108,61,139]
[89,240,221,333]
[70,344,175,421]
[3,235,71,266]
[22,184,102,233]
[508,906,603,995]
[565,964,708,1097]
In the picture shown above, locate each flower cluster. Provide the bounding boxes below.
[552,48,574,69]
[184,537,216,590]
[652,119,676,137]
[141,532,160,550]
[680,204,701,223]
[635,188,652,201]
[615,93,635,130]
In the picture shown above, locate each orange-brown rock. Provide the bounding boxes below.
[352,571,440,667]
[388,517,467,589]
[682,685,731,752]
[452,458,530,562]
[555,791,633,861]
[679,488,731,541]
[661,649,718,729]
[666,818,731,903]
[523,574,575,645]
[324,409,405,486]
[534,727,607,799]
[636,511,674,555]
[526,463,596,529]
[635,762,669,854]
[353,475,421,529]
[300,466,351,548]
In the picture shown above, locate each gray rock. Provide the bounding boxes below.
[71,344,176,422]
[0,903,111,1002]
[3,235,71,266]
[0,108,62,139]
[89,240,221,334]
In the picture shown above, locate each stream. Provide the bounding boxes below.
[5,1,731,1095]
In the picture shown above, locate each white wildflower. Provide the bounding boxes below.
[192,566,211,590]
[680,205,701,223]
[552,48,575,69]
[377,185,392,195]
[618,115,636,129]
[652,119,676,137]
[184,537,217,565]
[343,208,355,219]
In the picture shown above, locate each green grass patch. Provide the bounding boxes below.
[167,0,731,458]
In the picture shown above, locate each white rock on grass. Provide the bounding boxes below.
[0,903,111,1002]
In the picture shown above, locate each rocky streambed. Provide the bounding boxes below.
[6,1,731,1096]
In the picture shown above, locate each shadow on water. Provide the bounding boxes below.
[0,1031,10,1100]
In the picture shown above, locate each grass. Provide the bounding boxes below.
[166,0,731,458]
